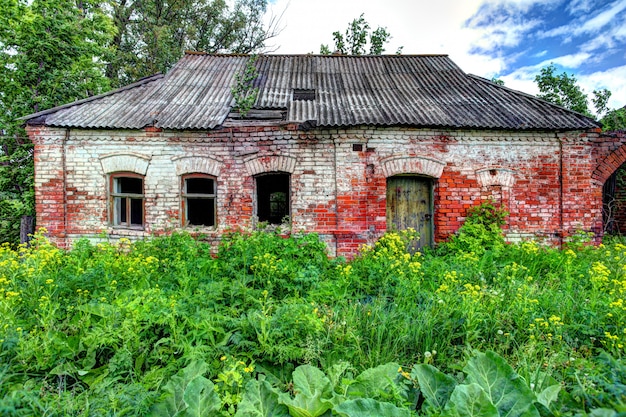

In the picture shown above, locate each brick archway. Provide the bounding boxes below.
[172,156,222,177]
[596,146,626,235]
[99,152,151,175]
[243,154,297,176]
[593,146,626,185]
[380,155,445,178]
[475,167,516,188]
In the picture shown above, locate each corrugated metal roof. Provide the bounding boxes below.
[22,53,600,130]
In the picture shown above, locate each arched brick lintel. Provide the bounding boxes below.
[381,156,445,178]
[244,155,297,176]
[100,152,151,175]
[475,168,516,188]
[172,156,222,177]
[593,145,626,185]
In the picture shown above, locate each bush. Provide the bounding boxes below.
[441,201,508,254]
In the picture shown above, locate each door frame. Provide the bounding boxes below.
[385,175,435,248]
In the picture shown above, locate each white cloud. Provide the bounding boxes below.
[566,0,594,14]
[580,0,626,32]
[547,52,595,68]
[541,0,626,39]
[264,0,485,55]
[468,18,542,51]
[578,65,626,109]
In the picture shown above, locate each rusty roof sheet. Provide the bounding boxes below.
[22,53,600,131]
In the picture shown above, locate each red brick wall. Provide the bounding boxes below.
[28,127,69,248]
[27,125,625,256]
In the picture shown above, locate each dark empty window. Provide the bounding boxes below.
[256,173,290,224]
[182,174,216,227]
[111,174,144,227]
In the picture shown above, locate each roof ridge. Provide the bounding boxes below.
[183,51,449,58]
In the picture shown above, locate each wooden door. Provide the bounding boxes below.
[386,176,433,248]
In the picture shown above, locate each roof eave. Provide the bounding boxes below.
[17,74,165,123]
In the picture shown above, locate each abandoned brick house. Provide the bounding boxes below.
[21,53,626,256]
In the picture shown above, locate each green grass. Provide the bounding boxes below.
[0,228,624,415]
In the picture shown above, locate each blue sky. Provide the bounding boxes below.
[265,0,626,112]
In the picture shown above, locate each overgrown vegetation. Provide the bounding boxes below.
[1,204,625,415]
[231,55,260,117]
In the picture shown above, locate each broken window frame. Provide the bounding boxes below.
[255,172,291,225]
[181,173,217,228]
[110,172,145,229]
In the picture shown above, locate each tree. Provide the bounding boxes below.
[534,64,625,131]
[601,107,626,132]
[0,0,114,244]
[106,0,280,86]
[534,64,605,117]
[320,13,398,55]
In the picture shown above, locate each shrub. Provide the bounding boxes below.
[441,201,508,254]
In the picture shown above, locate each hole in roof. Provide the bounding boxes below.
[293,89,315,101]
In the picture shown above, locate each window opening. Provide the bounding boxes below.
[111,174,144,227]
[256,173,290,224]
[182,175,216,227]
[293,89,316,101]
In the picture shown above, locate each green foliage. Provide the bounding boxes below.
[535,64,595,116]
[411,364,456,411]
[534,63,626,131]
[464,351,539,417]
[1,230,626,415]
[320,13,397,55]
[601,107,626,131]
[334,398,411,417]
[235,376,289,417]
[411,351,558,417]
[278,365,334,417]
[231,55,260,117]
[0,0,114,245]
[150,361,220,416]
[0,0,114,128]
[0,140,33,245]
[442,201,508,255]
[106,0,275,86]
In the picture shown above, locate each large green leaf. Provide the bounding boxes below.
[443,383,499,417]
[411,363,457,409]
[149,361,210,417]
[465,351,539,417]
[334,398,411,417]
[326,361,350,391]
[589,409,618,417]
[235,376,290,417]
[536,384,561,409]
[182,376,220,417]
[278,365,335,417]
[346,363,401,399]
